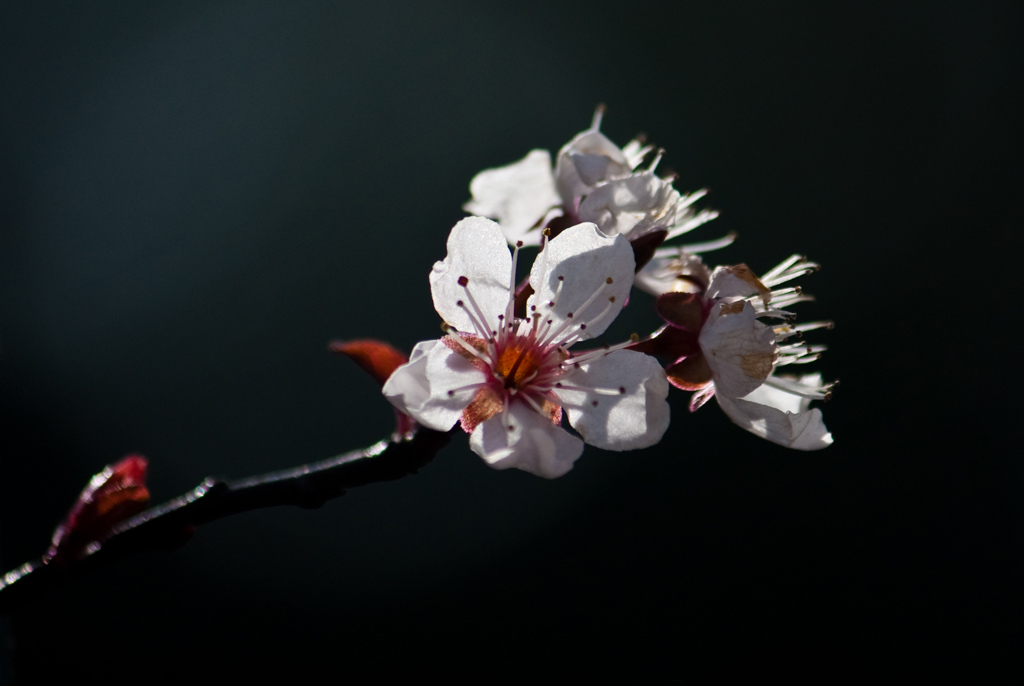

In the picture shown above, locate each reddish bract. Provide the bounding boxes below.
[48,455,151,564]
[330,339,409,387]
[331,339,415,438]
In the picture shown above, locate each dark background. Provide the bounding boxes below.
[1,0,1021,679]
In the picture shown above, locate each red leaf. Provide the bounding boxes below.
[47,455,151,564]
[330,339,416,438]
[329,339,409,387]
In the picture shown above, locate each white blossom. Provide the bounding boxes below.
[634,255,834,450]
[463,149,561,247]
[552,113,640,206]
[463,108,719,257]
[716,372,834,451]
[384,217,670,478]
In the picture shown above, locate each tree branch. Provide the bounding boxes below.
[0,428,451,616]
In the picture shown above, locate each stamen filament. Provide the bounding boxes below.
[763,375,832,399]
[648,150,664,173]
[792,320,834,333]
[776,354,823,365]
[760,254,803,282]
[761,255,820,287]
[445,382,489,396]
[520,393,549,416]
[561,301,622,348]
[676,188,709,210]
[505,241,523,328]
[756,308,796,320]
[536,229,552,288]
[777,342,828,357]
[764,289,815,310]
[665,210,722,241]
[459,281,496,341]
[546,276,565,313]
[568,280,610,320]
[562,337,638,365]
[446,332,491,363]
[551,384,626,396]
[653,230,735,257]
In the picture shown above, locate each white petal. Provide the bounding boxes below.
[743,380,805,414]
[554,129,632,204]
[430,217,512,335]
[706,265,767,302]
[748,372,829,411]
[577,173,679,239]
[463,149,560,247]
[526,223,634,341]
[634,251,712,296]
[559,350,670,451]
[699,301,777,399]
[632,260,676,297]
[469,402,584,479]
[383,340,479,433]
[382,340,437,419]
[716,391,833,451]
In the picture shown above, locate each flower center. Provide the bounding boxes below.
[496,340,545,390]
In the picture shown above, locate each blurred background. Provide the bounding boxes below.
[1,0,1021,678]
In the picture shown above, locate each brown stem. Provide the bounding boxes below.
[0,428,451,616]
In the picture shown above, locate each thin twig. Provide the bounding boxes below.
[0,428,451,616]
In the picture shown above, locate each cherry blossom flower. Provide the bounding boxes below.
[715,372,834,451]
[463,149,561,246]
[383,216,670,478]
[463,108,720,271]
[631,254,834,450]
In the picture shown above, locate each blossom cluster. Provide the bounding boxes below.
[381,110,834,478]
[384,217,669,478]
[464,107,721,276]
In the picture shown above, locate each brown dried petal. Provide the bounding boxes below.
[655,292,706,330]
[666,354,715,391]
[628,325,701,363]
